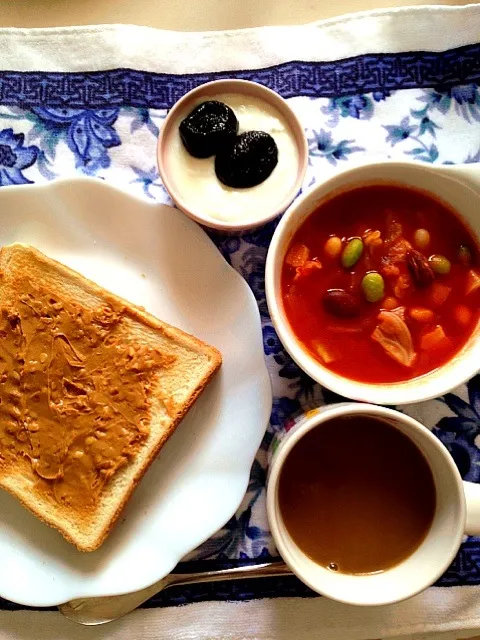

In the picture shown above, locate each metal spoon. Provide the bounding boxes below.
[58,560,292,625]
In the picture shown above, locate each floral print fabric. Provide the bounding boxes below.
[0,58,479,592]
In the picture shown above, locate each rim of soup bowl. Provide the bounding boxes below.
[265,160,480,406]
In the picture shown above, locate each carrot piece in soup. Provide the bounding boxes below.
[286,244,309,267]
[454,305,473,327]
[429,282,452,307]
[371,310,416,367]
[383,296,398,311]
[393,274,413,299]
[381,262,400,278]
[409,307,434,323]
[420,325,452,351]
[364,230,383,250]
[466,269,480,296]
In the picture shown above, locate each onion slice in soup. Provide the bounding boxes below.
[372,310,416,368]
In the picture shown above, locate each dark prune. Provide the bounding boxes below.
[179,100,238,158]
[215,131,278,188]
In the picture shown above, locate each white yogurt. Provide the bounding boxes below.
[166,93,300,224]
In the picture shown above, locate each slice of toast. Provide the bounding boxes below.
[0,243,221,551]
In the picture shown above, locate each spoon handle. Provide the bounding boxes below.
[165,560,291,588]
[59,560,292,626]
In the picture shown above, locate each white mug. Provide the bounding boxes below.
[266,403,480,606]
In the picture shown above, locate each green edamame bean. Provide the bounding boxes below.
[341,238,364,269]
[429,254,451,275]
[361,272,385,303]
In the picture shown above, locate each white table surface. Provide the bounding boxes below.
[0,0,472,29]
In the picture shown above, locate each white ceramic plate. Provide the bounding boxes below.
[0,178,272,607]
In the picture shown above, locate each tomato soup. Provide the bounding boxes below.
[281,185,480,384]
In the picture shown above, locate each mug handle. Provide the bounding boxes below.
[463,482,480,535]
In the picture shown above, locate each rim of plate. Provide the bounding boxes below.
[0,177,272,606]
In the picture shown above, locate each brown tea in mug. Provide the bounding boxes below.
[278,416,436,575]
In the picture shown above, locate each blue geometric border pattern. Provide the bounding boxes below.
[0,42,479,109]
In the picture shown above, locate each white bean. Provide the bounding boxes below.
[413,228,430,250]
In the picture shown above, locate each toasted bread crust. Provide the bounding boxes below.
[0,243,222,551]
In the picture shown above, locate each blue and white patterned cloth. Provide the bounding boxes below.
[1,7,480,639]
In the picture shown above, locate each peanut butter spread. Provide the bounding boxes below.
[0,278,175,512]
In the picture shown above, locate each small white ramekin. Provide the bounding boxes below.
[157,79,308,232]
[265,160,480,406]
